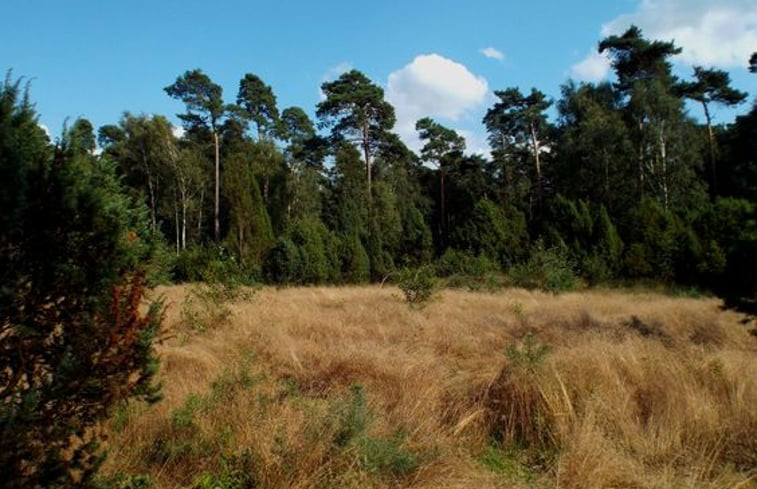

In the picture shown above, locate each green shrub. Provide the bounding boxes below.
[180,249,253,332]
[341,234,370,283]
[288,217,334,284]
[332,385,368,447]
[397,266,437,307]
[436,249,498,277]
[0,79,161,488]
[360,434,419,478]
[263,237,303,284]
[175,245,254,285]
[505,334,551,373]
[509,241,576,292]
[192,452,257,489]
[451,199,528,267]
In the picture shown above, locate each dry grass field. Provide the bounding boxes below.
[100,285,756,489]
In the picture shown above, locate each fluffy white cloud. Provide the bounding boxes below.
[171,125,185,139]
[385,54,489,153]
[570,50,612,82]
[456,129,490,157]
[323,61,353,79]
[480,46,505,61]
[604,0,755,68]
[570,0,754,82]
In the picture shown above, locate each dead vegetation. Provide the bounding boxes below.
[100,286,756,489]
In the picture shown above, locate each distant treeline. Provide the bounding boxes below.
[9,25,757,300]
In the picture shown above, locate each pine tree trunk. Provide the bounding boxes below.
[702,101,717,193]
[181,187,187,250]
[659,121,669,209]
[362,121,372,205]
[638,120,645,199]
[214,131,220,243]
[440,168,446,248]
[174,197,180,254]
[529,123,543,207]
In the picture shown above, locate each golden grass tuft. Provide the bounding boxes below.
[101,286,756,488]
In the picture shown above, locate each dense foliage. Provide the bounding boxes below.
[77,27,757,302]
[0,75,162,487]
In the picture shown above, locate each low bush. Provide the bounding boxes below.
[397,266,437,307]
[436,249,499,277]
[509,241,576,292]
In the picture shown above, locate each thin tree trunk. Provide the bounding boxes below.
[362,121,372,205]
[440,168,446,248]
[286,165,295,221]
[529,123,543,207]
[174,191,180,254]
[181,186,187,250]
[638,120,645,200]
[702,101,717,193]
[139,143,159,234]
[213,131,220,243]
[147,173,157,233]
[659,121,669,209]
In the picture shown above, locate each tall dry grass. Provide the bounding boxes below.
[100,286,756,489]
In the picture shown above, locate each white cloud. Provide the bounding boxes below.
[570,50,612,82]
[457,129,490,157]
[480,46,505,61]
[385,54,489,153]
[171,125,185,139]
[324,61,353,80]
[601,0,756,68]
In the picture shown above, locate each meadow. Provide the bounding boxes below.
[100,285,756,489]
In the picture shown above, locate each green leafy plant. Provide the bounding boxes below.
[505,333,551,373]
[397,265,437,307]
[509,241,577,293]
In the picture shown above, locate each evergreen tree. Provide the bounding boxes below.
[165,69,226,242]
[416,117,465,247]
[317,70,396,200]
[223,152,274,273]
[554,81,635,216]
[679,66,747,192]
[484,87,553,213]
[0,77,161,487]
[98,113,177,235]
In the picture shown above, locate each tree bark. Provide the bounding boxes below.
[659,121,669,209]
[362,120,372,205]
[529,123,543,207]
[440,168,446,248]
[174,192,180,254]
[638,120,645,200]
[213,131,220,243]
[702,101,717,194]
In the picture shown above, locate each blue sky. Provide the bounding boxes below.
[2,0,754,154]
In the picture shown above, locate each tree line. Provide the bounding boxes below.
[91,26,754,298]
